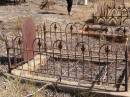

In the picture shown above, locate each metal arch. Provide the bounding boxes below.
[107,7,119,16]
[65,23,78,34]
[65,23,79,51]
[49,22,62,47]
[75,41,91,56]
[98,43,118,83]
[96,17,106,25]
[107,16,119,26]
[98,42,124,61]
[32,38,45,52]
[122,17,130,25]
[75,42,90,51]
[121,5,129,17]
[99,43,113,57]
[9,36,24,69]
[32,38,46,70]
[50,22,61,33]
[13,36,23,49]
[52,39,66,51]
[51,40,67,76]
[74,42,91,79]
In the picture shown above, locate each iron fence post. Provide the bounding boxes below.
[43,23,47,52]
[125,38,128,91]
[7,46,11,73]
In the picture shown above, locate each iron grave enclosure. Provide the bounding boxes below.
[6,1,130,92]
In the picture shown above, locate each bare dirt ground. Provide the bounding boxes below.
[0,0,93,31]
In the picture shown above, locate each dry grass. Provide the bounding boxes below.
[0,76,46,97]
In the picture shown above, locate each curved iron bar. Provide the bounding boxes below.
[52,40,66,77]
[75,42,90,79]
[12,36,23,66]
[50,22,62,47]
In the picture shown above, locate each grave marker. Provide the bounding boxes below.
[85,0,88,5]
[22,17,36,61]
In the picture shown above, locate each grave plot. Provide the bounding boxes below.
[6,20,128,92]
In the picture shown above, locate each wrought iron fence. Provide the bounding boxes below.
[93,0,130,26]
[5,22,129,92]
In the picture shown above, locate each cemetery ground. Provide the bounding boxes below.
[0,1,95,97]
[0,0,130,97]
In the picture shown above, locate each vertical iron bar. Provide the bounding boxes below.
[54,24,57,41]
[107,46,109,84]
[53,49,55,76]
[70,25,73,50]
[90,51,93,81]
[43,32,47,56]
[125,40,128,91]
[115,51,118,86]
[75,47,77,79]
[65,31,70,77]
[82,50,85,79]
[99,32,101,82]
[60,49,62,76]
[7,47,11,73]
[67,48,70,77]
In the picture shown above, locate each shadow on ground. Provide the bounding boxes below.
[0,0,26,6]
[38,11,65,15]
